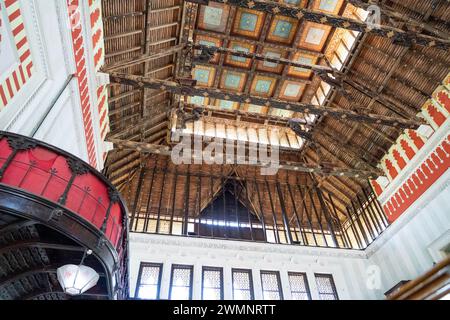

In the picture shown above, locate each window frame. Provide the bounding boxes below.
[260,270,284,300]
[201,266,224,300]
[231,268,254,300]
[314,273,339,300]
[169,264,194,300]
[287,271,312,300]
[135,262,163,300]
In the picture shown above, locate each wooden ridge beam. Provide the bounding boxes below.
[187,0,450,50]
[109,72,425,129]
[108,138,384,178]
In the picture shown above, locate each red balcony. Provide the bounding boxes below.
[0,131,129,300]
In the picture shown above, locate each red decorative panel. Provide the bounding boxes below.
[407,130,425,150]
[400,138,416,160]
[383,137,450,224]
[425,103,446,127]
[66,0,97,168]
[371,180,383,197]
[385,158,398,180]
[436,90,450,113]
[392,149,407,170]
[0,0,34,110]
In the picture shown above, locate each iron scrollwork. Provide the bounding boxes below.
[58,158,90,205]
[6,136,38,151]
[0,136,38,180]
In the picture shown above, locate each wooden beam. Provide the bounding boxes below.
[194,29,322,56]
[187,0,450,50]
[108,138,384,178]
[109,72,425,129]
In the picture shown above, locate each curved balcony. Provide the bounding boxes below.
[0,131,129,300]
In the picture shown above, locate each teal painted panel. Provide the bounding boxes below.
[239,13,258,31]
[319,0,338,12]
[194,69,210,83]
[273,20,293,39]
[224,74,242,89]
[204,7,223,26]
[191,96,206,105]
[284,83,301,97]
[219,100,234,110]
[255,79,272,93]
[248,104,263,113]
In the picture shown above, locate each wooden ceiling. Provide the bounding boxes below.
[101,0,450,224]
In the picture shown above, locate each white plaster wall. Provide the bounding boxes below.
[365,170,450,299]
[129,233,376,300]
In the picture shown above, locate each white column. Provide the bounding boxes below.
[192,262,203,300]
[252,268,263,300]
[306,270,319,300]
[279,270,291,300]
[223,265,233,300]
[160,261,172,300]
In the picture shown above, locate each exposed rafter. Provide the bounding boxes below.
[187,0,450,49]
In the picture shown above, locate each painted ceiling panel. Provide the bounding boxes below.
[217,99,238,110]
[251,76,277,97]
[279,81,305,101]
[220,70,247,92]
[313,0,345,15]
[232,9,265,39]
[225,41,255,68]
[198,3,230,32]
[267,17,298,44]
[183,1,365,151]
[193,66,216,87]
[298,22,332,51]
[246,104,265,114]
